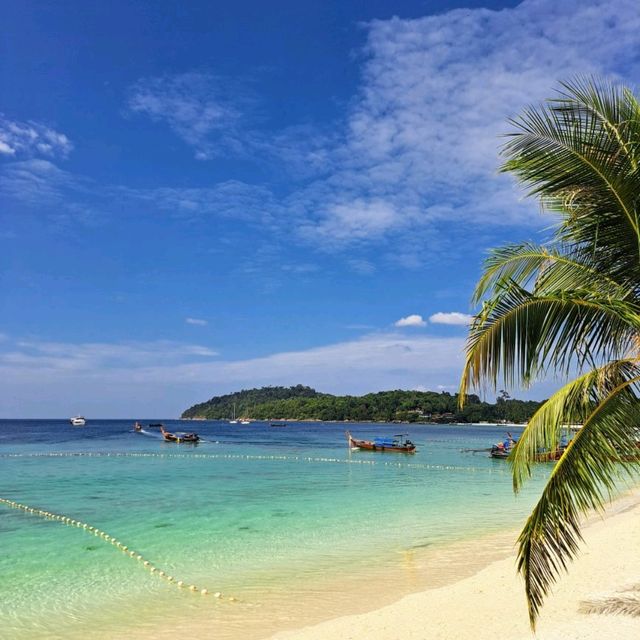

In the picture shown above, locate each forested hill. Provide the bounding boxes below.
[181,385,542,423]
[182,385,326,419]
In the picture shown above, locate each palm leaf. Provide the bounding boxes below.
[473,242,630,304]
[514,370,640,627]
[460,286,639,398]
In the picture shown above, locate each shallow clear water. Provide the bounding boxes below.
[0,420,546,639]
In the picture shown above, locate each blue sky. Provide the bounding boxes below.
[2,0,639,417]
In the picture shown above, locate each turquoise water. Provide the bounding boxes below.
[0,420,547,639]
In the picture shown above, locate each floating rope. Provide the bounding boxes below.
[0,497,237,602]
[0,452,507,474]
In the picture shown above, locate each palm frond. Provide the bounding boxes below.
[460,286,640,400]
[501,79,640,284]
[513,370,640,627]
[473,242,631,304]
[556,76,640,173]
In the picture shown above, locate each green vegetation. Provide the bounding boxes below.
[460,78,640,627]
[181,384,541,423]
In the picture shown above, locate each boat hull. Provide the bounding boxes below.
[162,434,199,443]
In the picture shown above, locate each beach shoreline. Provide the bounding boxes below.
[106,488,640,640]
[267,488,640,640]
[103,515,530,640]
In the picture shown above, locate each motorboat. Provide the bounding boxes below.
[160,425,200,444]
[346,431,416,453]
[70,416,86,426]
[489,432,567,461]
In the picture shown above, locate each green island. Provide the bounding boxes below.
[181,385,542,423]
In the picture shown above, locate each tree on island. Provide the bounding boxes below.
[460,77,640,627]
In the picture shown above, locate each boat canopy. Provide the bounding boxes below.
[374,437,396,446]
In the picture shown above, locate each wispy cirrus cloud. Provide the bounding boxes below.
[347,258,376,275]
[0,115,72,158]
[0,159,84,207]
[185,317,208,326]
[119,180,283,224]
[126,72,251,160]
[3,339,218,373]
[0,158,281,227]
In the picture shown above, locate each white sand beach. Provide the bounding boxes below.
[269,491,640,640]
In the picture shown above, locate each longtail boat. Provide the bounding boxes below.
[160,426,200,444]
[491,445,565,461]
[346,431,416,453]
[489,432,518,459]
[490,432,566,461]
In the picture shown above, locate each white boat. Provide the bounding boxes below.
[240,419,250,425]
[229,403,238,424]
[70,416,86,426]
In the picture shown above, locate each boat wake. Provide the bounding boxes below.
[133,429,162,438]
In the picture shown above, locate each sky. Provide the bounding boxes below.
[2,0,640,417]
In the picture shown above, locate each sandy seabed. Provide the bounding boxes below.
[268,491,640,640]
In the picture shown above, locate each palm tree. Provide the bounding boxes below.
[459,77,640,628]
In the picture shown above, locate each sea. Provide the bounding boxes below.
[0,419,549,639]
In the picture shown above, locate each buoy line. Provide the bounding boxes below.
[0,452,506,474]
[0,497,237,603]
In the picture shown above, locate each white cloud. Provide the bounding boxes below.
[127,72,249,160]
[429,312,474,326]
[129,181,282,223]
[6,1,640,260]
[395,314,427,328]
[347,259,376,275]
[300,199,405,243]
[0,159,80,206]
[290,0,640,245]
[0,140,14,155]
[0,159,280,229]
[0,115,72,159]
[185,317,208,326]
[3,339,218,373]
